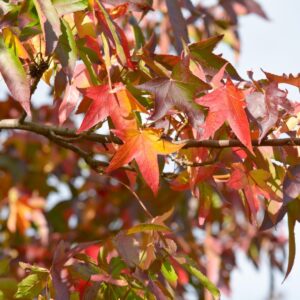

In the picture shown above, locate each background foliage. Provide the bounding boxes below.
[0,0,300,299]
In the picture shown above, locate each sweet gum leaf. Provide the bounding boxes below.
[15,273,48,299]
[0,34,31,116]
[127,223,171,234]
[161,259,178,285]
[183,258,220,300]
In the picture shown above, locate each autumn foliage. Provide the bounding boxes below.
[0,0,300,299]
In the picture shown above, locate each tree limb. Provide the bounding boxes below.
[1,118,300,149]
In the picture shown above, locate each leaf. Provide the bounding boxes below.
[165,0,189,53]
[137,58,210,128]
[283,165,300,205]
[106,128,185,195]
[196,79,253,152]
[264,71,300,89]
[53,0,88,16]
[183,258,220,300]
[0,278,18,298]
[33,0,62,55]
[283,211,296,281]
[58,81,80,124]
[55,19,78,79]
[114,231,140,267]
[0,35,31,116]
[221,0,268,24]
[246,83,291,142]
[189,35,241,80]
[129,15,145,50]
[2,28,29,59]
[96,1,133,68]
[90,274,127,286]
[147,280,168,300]
[227,163,272,219]
[161,259,178,286]
[15,273,48,299]
[19,262,49,274]
[102,0,153,12]
[77,84,145,133]
[127,223,171,234]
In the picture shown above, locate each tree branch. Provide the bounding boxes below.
[1,118,300,150]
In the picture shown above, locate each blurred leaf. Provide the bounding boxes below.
[161,259,178,286]
[0,278,18,299]
[283,165,300,205]
[283,211,296,281]
[183,258,220,300]
[127,223,170,234]
[15,273,48,299]
[19,262,49,274]
[114,231,140,268]
[165,0,189,53]
[53,0,88,15]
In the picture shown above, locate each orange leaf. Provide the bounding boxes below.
[106,128,185,195]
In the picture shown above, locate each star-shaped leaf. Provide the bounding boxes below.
[227,163,272,220]
[77,84,145,133]
[136,59,210,128]
[106,128,185,195]
[196,79,253,152]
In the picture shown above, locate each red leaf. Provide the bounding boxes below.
[196,79,253,152]
[58,82,80,124]
[106,128,185,195]
[77,84,145,133]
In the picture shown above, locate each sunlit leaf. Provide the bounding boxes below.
[0,34,31,116]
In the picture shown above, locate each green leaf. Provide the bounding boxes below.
[53,0,88,15]
[77,41,100,85]
[0,34,31,116]
[183,258,220,300]
[56,19,78,79]
[189,35,241,80]
[283,210,297,281]
[0,258,9,276]
[15,273,48,299]
[19,262,49,274]
[161,259,178,285]
[127,223,170,235]
[33,0,62,55]
[0,278,18,298]
[129,15,145,50]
